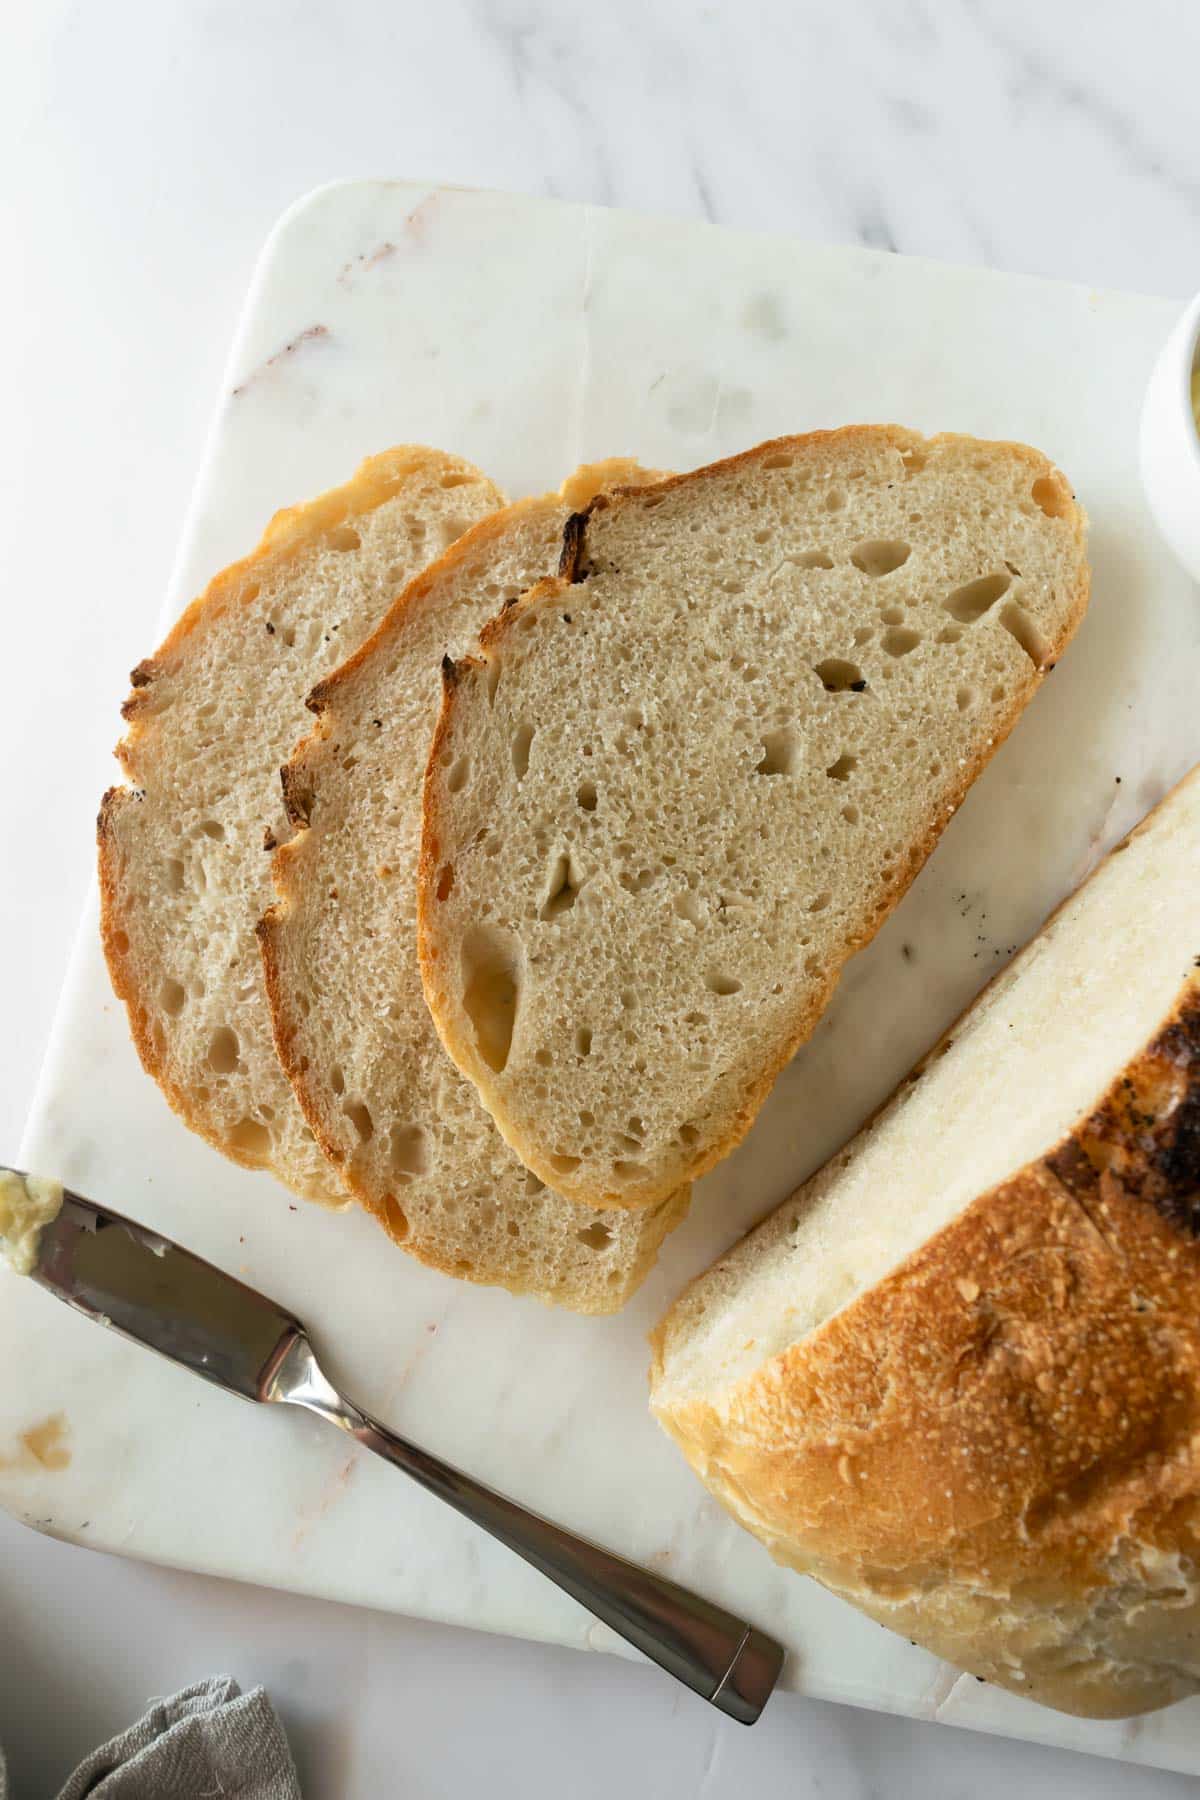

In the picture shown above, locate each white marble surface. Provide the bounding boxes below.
[3,3,1200,1796]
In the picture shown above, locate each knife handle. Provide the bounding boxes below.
[265,1330,782,1723]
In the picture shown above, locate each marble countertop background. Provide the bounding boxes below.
[3,1,1198,1794]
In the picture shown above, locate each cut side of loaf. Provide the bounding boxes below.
[99,449,504,1201]
[260,462,688,1310]
[419,428,1090,1210]
[651,766,1200,1719]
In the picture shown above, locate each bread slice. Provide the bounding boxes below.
[99,449,505,1201]
[651,766,1200,1719]
[259,462,688,1310]
[418,428,1090,1210]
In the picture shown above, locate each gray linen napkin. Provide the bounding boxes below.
[0,1675,300,1800]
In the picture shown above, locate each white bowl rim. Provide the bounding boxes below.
[1175,289,1200,481]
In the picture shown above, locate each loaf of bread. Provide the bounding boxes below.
[259,463,688,1309]
[651,767,1200,1718]
[418,428,1090,1210]
[99,449,504,1200]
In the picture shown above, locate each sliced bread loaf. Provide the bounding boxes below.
[418,428,1090,1209]
[259,462,687,1309]
[650,766,1200,1718]
[99,449,504,1201]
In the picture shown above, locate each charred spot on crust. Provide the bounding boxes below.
[1149,1011,1200,1224]
[441,653,460,685]
[129,659,157,688]
[279,763,313,829]
[1048,997,1200,1238]
[263,827,278,852]
[559,511,589,582]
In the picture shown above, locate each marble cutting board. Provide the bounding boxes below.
[5,180,1200,1773]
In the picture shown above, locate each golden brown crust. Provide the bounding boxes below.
[418,427,1091,1209]
[652,969,1200,1717]
[97,446,502,1181]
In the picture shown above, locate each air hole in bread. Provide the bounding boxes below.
[880,605,906,624]
[342,754,358,772]
[991,682,1006,702]
[577,1221,612,1250]
[511,723,535,780]
[937,625,962,645]
[613,1159,647,1180]
[620,989,638,1011]
[436,863,455,902]
[814,658,865,693]
[677,1122,701,1146]
[524,1170,546,1196]
[841,803,860,824]
[762,453,795,470]
[882,625,921,658]
[388,1123,429,1182]
[900,446,927,474]
[160,978,186,1016]
[485,658,503,706]
[200,820,225,840]
[706,971,742,996]
[208,1026,240,1073]
[575,1025,593,1057]
[619,864,660,895]
[577,779,598,812]
[823,488,846,512]
[789,550,834,571]
[550,1152,580,1175]
[446,755,470,794]
[343,1100,374,1142]
[808,891,833,913]
[957,686,976,712]
[330,1066,345,1095]
[852,539,911,577]
[579,1108,595,1128]
[1031,475,1071,519]
[228,1117,271,1159]
[674,891,704,925]
[756,728,798,776]
[541,851,583,919]
[853,626,874,645]
[534,1047,553,1067]
[943,571,1011,623]
[461,925,521,1072]
[327,525,361,552]
[999,598,1052,667]
[383,1196,409,1241]
[164,857,185,893]
[826,753,858,781]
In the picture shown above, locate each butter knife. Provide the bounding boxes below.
[4,1174,783,1723]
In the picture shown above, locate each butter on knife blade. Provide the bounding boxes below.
[0,1169,64,1276]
